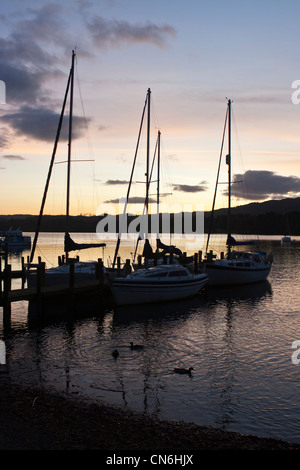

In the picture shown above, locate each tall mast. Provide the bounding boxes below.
[145,88,151,240]
[30,61,72,263]
[226,98,232,255]
[112,91,148,268]
[65,50,75,261]
[156,130,161,243]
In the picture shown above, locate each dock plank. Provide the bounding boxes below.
[5,280,105,303]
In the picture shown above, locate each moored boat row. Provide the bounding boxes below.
[24,52,273,309]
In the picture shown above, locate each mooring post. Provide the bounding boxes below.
[4,245,8,267]
[97,258,104,293]
[0,256,2,302]
[138,255,142,268]
[36,262,45,313]
[117,256,121,274]
[3,264,11,324]
[125,259,131,274]
[193,252,198,273]
[21,256,25,288]
[69,262,75,313]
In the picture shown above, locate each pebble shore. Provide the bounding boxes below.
[1,374,299,451]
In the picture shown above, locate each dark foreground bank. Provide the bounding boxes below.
[0,374,299,451]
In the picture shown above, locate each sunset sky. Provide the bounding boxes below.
[1,0,300,216]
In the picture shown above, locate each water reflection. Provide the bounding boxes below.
[3,235,300,443]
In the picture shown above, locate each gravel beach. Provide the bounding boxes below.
[1,372,300,451]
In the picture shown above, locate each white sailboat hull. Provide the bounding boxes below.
[205,260,271,286]
[27,262,99,288]
[110,266,208,306]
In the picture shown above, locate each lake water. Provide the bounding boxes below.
[1,232,300,444]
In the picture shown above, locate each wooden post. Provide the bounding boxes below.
[193,252,198,273]
[4,245,8,267]
[69,262,75,313]
[117,256,121,273]
[3,264,12,324]
[36,262,45,314]
[0,257,2,303]
[97,258,104,294]
[21,256,25,288]
[125,259,131,274]
[138,255,142,268]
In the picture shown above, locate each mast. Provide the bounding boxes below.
[65,50,75,261]
[30,54,73,263]
[112,90,148,268]
[156,130,161,244]
[205,107,227,255]
[145,88,151,239]
[226,98,232,255]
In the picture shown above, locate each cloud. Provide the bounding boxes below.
[0,106,90,142]
[172,181,208,193]
[231,170,300,200]
[0,129,11,149]
[0,56,49,105]
[87,15,176,49]
[105,179,129,185]
[0,5,69,106]
[2,154,25,160]
[104,196,156,204]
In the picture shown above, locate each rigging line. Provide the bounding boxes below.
[231,108,248,199]
[75,60,94,158]
[74,58,100,212]
[151,94,161,132]
[30,60,72,263]
[205,106,228,255]
[132,133,159,262]
[113,91,148,268]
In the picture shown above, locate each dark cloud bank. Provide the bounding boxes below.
[0,4,176,147]
[231,170,300,200]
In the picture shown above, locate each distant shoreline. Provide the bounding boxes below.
[0,195,300,236]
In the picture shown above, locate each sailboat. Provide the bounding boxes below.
[0,228,31,249]
[27,51,106,288]
[281,215,293,246]
[204,99,273,286]
[110,88,208,305]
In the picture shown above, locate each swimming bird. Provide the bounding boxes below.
[112,349,119,359]
[174,367,194,375]
[130,342,144,350]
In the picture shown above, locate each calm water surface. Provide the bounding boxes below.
[1,232,300,444]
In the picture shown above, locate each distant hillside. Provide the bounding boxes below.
[0,197,299,235]
[214,197,300,216]
[207,197,300,235]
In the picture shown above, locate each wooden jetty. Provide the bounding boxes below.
[0,250,204,325]
[0,256,110,324]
